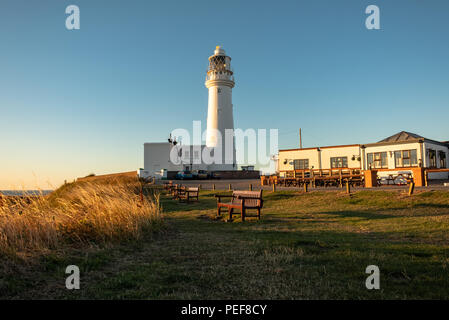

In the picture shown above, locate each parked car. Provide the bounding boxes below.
[175,171,193,180]
[192,170,209,180]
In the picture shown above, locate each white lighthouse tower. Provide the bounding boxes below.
[205,46,236,170]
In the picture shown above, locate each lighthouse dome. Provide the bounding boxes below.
[214,46,225,56]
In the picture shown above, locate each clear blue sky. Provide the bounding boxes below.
[1,0,448,189]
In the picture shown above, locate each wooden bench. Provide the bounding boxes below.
[170,184,181,199]
[163,181,173,190]
[177,187,199,203]
[215,190,263,222]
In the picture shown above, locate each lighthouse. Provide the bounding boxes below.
[205,46,236,170]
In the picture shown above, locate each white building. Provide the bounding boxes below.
[140,46,237,179]
[140,143,209,178]
[363,131,448,180]
[278,144,362,172]
[278,131,449,180]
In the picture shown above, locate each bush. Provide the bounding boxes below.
[0,180,162,259]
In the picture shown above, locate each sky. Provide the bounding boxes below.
[1,0,448,189]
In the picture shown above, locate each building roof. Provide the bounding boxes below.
[279,144,360,153]
[364,131,448,147]
[378,131,424,143]
[278,131,449,152]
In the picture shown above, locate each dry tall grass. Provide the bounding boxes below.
[0,179,162,259]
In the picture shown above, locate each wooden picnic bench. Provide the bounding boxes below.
[215,190,263,222]
[177,187,199,203]
[378,172,412,186]
[163,181,173,190]
[170,184,182,199]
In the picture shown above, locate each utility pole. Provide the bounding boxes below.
[299,128,302,149]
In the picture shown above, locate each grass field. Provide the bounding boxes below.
[1,183,449,299]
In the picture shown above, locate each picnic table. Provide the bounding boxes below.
[379,171,412,185]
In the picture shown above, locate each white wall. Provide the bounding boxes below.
[143,143,235,178]
[320,146,361,169]
[143,143,182,178]
[206,85,234,148]
[364,142,422,170]
[278,148,320,172]
[278,145,362,172]
[178,145,212,171]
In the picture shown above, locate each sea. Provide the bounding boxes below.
[0,190,53,196]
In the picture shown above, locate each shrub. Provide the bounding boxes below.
[0,180,162,259]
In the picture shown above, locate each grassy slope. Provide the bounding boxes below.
[2,189,449,299]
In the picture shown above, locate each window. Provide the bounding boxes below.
[439,151,447,168]
[428,149,437,168]
[293,159,309,170]
[394,149,418,168]
[194,151,199,159]
[330,157,348,168]
[183,150,190,159]
[367,152,388,169]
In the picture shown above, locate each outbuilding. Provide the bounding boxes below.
[278,131,449,180]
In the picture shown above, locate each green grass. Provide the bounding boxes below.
[2,189,449,299]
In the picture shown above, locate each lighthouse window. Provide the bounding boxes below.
[210,56,226,71]
[217,88,222,93]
